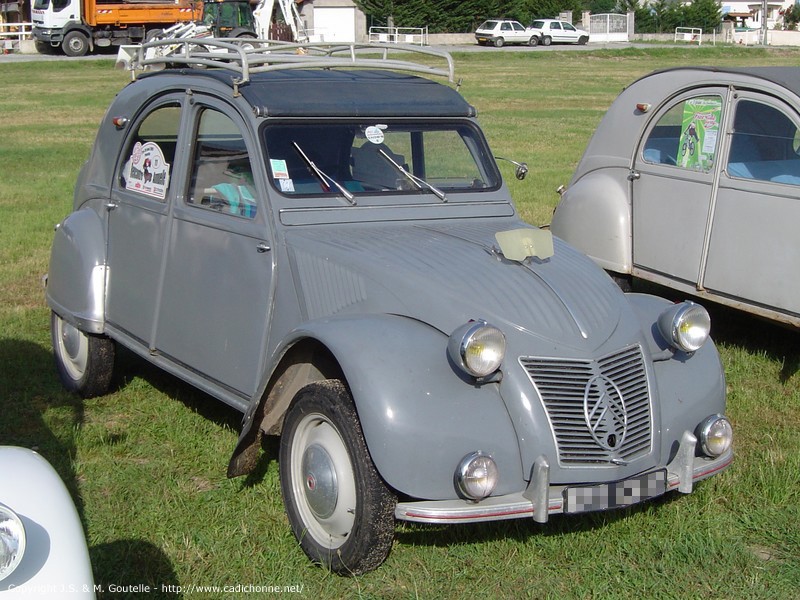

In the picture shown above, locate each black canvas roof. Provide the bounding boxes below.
[178,68,476,118]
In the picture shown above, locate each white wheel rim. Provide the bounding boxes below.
[290,413,357,549]
[56,317,88,381]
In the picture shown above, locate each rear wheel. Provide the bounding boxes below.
[494,37,505,48]
[51,312,115,398]
[62,31,89,57]
[279,380,396,575]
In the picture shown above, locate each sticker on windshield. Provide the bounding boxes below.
[279,179,295,193]
[271,159,289,179]
[365,125,387,145]
[125,141,170,200]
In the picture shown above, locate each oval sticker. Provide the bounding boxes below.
[365,125,385,145]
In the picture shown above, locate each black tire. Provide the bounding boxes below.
[578,35,589,45]
[528,36,539,47]
[51,311,115,398]
[145,28,163,43]
[610,272,633,293]
[279,380,396,575]
[494,37,505,48]
[62,31,89,57]
[542,35,552,46]
[35,40,55,55]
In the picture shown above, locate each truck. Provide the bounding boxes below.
[31,0,263,57]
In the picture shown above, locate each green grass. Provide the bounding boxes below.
[1,46,799,599]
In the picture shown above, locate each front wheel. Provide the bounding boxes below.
[51,312,115,398]
[542,35,552,46]
[578,35,589,45]
[279,380,396,575]
[528,35,539,47]
[62,31,89,57]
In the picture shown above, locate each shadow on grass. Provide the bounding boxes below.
[0,339,183,598]
[394,492,682,549]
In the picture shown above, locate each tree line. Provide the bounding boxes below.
[351,0,724,34]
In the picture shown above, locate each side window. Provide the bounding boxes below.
[120,103,180,202]
[727,99,800,185]
[187,108,257,219]
[501,23,511,31]
[551,22,562,30]
[565,23,576,32]
[642,95,722,172]
[513,23,524,31]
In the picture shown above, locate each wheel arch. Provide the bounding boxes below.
[228,314,522,500]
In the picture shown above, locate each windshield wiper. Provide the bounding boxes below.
[292,142,356,205]
[378,148,447,203]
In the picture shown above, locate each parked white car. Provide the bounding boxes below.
[0,447,95,598]
[528,19,589,45]
[475,19,537,47]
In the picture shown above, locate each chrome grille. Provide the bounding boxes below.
[520,345,652,465]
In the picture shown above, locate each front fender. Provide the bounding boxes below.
[626,293,727,461]
[46,208,107,334]
[291,314,523,500]
[551,169,632,274]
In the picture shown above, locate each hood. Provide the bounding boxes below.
[285,220,630,352]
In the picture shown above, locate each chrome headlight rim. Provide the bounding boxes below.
[698,414,733,457]
[658,301,711,353]
[455,451,499,501]
[0,502,26,582]
[448,320,506,379]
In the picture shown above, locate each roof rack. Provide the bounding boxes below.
[120,39,455,92]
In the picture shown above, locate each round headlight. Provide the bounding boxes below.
[0,503,26,582]
[448,320,506,378]
[456,452,499,501]
[658,301,711,353]
[699,414,733,457]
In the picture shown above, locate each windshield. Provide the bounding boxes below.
[263,121,500,202]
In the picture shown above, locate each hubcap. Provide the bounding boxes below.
[56,316,88,380]
[302,443,338,519]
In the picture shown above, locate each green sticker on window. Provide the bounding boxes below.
[679,97,722,172]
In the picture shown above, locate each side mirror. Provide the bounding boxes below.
[494,156,528,180]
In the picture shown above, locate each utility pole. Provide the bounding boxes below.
[761,0,768,45]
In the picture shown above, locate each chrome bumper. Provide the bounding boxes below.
[395,431,733,524]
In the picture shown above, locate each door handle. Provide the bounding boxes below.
[256,242,271,253]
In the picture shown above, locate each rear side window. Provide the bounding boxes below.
[120,104,180,202]
[642,95,722,173]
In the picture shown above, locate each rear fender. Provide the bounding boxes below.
[552,169,632,274]
[46,208,107,334]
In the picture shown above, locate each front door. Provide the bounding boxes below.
[632,88,728,287]
[703,93,800,317]
[154,100,273,399]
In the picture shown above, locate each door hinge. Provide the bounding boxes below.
[628,170,641,181]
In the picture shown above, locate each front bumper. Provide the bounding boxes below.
[395,431,732,524]
[33,27,63,44]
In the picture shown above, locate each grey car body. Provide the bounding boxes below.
[46,43,732,575]
[552,66,800,328]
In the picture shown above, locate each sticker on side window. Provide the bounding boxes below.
[125,141,170,200]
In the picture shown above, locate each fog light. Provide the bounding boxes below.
[456,452,498,501]
[0,503,25,582]
[698,414,733,457]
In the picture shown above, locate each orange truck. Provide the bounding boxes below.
[32,0,203,56]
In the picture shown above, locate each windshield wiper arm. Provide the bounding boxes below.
[378,148,447,203]
[292,142,356,205]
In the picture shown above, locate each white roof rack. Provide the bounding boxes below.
[121,39,455,91]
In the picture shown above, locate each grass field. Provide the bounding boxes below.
[1,46,799,599]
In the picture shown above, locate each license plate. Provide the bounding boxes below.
[563,470,667,514]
